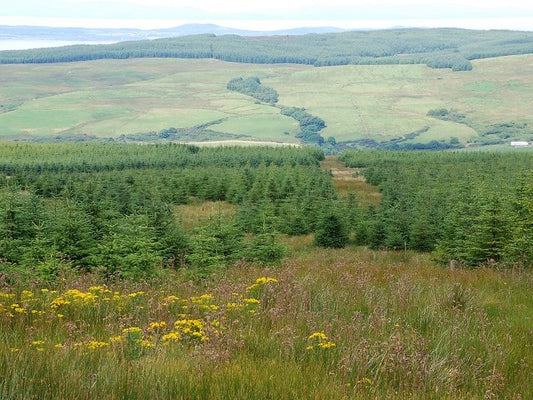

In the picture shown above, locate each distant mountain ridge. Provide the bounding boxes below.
[0,24,347,42]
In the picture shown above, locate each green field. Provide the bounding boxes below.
[1,142,532,398]
[0,55,532,144]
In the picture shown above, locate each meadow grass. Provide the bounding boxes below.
[174,200,238,232]
[1,237,531,399]
[1,55,532,143]
[321,156,382,205]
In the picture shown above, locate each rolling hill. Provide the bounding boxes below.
[0,54,531,147]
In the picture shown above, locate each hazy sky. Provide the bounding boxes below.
[1,0,533,31]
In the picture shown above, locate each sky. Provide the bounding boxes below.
[1,0,533,31]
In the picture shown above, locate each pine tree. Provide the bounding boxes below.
[314,209,349,248]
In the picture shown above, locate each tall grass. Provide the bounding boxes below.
[1,240,532,399]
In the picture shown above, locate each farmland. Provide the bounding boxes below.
[0,55,532,146]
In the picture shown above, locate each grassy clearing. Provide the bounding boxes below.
[0,55,532,143]
[1,239,532,399]
[321,156,381,205]
[174,200,238,232]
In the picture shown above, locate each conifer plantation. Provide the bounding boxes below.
[1,143,532,399]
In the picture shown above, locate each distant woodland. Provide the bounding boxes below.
[1,28,533,71]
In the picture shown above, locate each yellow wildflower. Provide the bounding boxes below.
[246,277,279,293]
[63,289,98,305]
[318,341,336,349]
[307,331,336,351]
[21,290,34,300]
[110,335,123,343]
[50,298,71,309]
[225,302,243,311]
[173,319,208,342]
[148,321,167,331]
[139,339,154,348]
[308,332,328,341]
[162,331,181,344]
[161,295,180,306]
[87,341,109,350]
[191,294,213,303]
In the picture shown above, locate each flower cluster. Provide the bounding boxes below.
[1,276,276,357]
[306,332,336,351]
[225,292,261,314]
[246,277,279,293]
[163,319,209,344]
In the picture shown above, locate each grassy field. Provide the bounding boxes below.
[2,238,532,399]
[0,55,532,143]
[1,151,532,398]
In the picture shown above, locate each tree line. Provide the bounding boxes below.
[1,29,532,71]
[226,77,328,145]
[227,77,279,104]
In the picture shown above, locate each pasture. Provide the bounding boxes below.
[0,55,532,144]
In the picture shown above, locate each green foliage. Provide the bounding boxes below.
[246,231,287,265]
[426,108,467,123]
[503,175,533,266]
[0,143,329,279]
[227,77,279,104]
[1,29,531,71]
[340,150,533,267]
[281,107,326,144]
[187,221,244,278]
[314,209,350,248]
[475,121,531,145]
[94,215,164,280]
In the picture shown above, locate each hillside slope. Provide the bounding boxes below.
[1,28,533,71]
[0,55,531,146]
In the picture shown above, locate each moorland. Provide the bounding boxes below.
[1,28,532,399]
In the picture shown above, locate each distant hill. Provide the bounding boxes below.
[1,28,533,71]
[0,24,346,42]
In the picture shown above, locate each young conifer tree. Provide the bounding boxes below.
[314,208,349,248]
